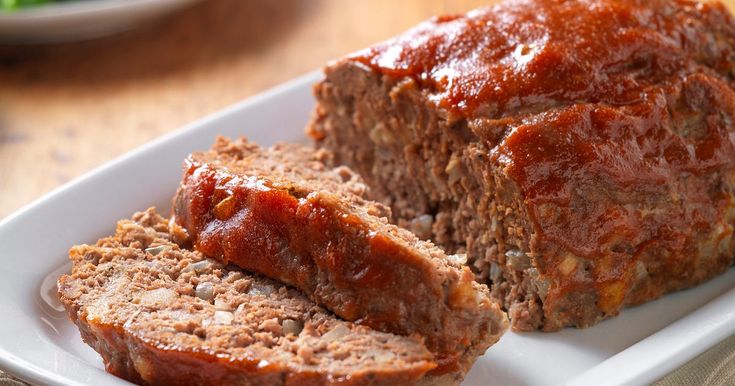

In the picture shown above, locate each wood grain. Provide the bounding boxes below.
[0,0,492,218]
[0,0,733,218]
[1,3,734,386]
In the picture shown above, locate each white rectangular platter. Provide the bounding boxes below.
[1,72,734,386]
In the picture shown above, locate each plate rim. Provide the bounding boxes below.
[0,0,197,21]
[0,70,321,386]
[0,70,321,230]
[0,69,733,386]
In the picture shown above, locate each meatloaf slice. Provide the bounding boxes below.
[57,208,448,386]
[172,137,507,377]
[308,0,735,331]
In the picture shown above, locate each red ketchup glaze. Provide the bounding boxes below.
[173,158,470,373]
[350,0,735,312]
[176,161,414,296]
[351,0,735,120]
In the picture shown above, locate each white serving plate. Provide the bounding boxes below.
[1,71,734,386]
[0,0,199,44]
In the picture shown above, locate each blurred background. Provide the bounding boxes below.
[0,0,493,219]
[1,0,735,219]
[0,0,735,218]
[1,1,735,385]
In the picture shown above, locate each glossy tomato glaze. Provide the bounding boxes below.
[351,0,735,319]
[174,157,495,374]
[351,0,734,120]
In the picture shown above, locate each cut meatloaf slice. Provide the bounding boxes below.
[172,137,507,377]
[57,208,446,386]
[308,0,735,331]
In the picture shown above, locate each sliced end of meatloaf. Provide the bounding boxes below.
[172,137,507,377]
[57,208,447,386]
[307,0,735,331]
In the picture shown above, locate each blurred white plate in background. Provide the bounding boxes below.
[0,0,200,44]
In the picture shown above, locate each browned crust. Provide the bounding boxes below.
[62,312,435,386]
[172,138,507,376]
[307,0,735,332]
[58,208,442,386]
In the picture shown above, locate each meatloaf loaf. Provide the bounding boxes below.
[58,208,455,386]
[308,0,735,331]
[172,137,507,376]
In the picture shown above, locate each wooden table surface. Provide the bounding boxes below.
[1,1,735,385]
[2,0,735,218]
[0,0,491,218]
